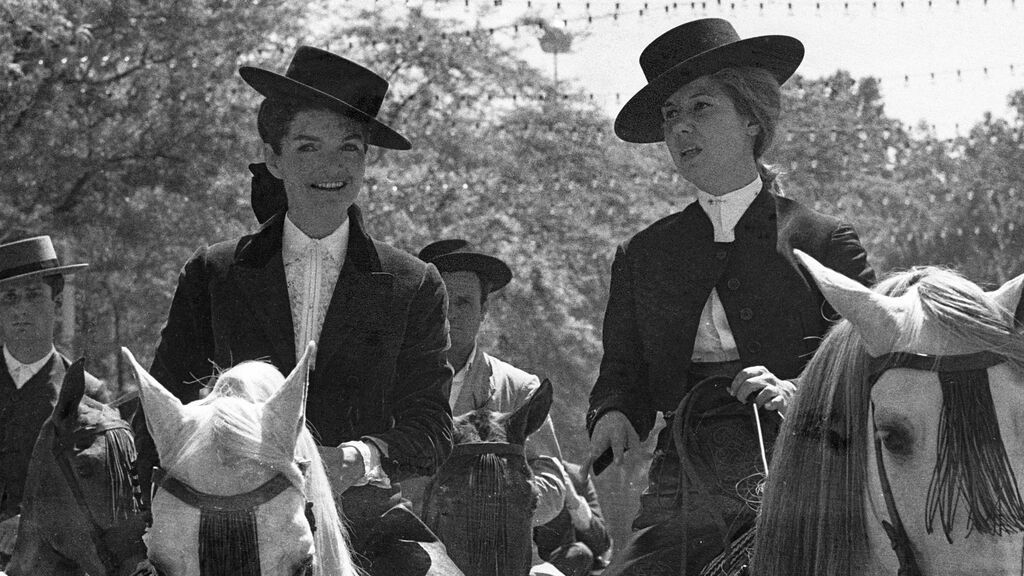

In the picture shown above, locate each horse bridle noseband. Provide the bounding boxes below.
[50,418,146,575]
[868,350,1008,576]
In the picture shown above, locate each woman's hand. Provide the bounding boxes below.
[583,410,640,479]
[729,366,796,415]
[318,444,366,494]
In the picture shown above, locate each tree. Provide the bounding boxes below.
[1,0,305,386]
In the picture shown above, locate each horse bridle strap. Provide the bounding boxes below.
[50,419,144,575]
[449,442,526,458]
[869,351,1006,382]
[869,349,1007,576]
[151,467,293,512]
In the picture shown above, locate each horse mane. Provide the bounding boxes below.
[453,410,509,444]
[168,361,358,576]
[752,266,1024,576]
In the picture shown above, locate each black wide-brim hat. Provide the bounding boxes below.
[418,239,512,294]
[615,18,804,143]
[240,46,411,150]
[0,236,88,285]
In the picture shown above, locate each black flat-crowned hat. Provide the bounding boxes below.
[239,46,411,150]
[615,18,803,143]
[0,236,88,286]
[418,240,512,294]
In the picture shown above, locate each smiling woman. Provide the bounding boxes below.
[586,17,876,576]
[263,108,368,239]
[135,45,458,576]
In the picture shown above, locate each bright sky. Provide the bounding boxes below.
[351,0,1024,139]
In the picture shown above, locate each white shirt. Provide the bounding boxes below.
[691,176,762,362]
[282,215,349,365]
[4,345,56,389]
[448,341,479,411]
[282,214,388,488]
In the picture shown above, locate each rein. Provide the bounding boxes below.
[50,418,145,575]
[867,350,1008,576]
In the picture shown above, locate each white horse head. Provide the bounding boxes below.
[123,342,357,576]
[752,253,1024,576]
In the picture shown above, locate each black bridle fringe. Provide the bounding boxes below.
[926,369,1024,541]
[199,507,260,576]
[467,452,531,576]
[104,428,142,521]
[436,449,533,576]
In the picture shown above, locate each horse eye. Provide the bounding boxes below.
[877,425,914,457]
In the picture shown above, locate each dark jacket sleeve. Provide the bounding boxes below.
[148,245,218,398]
[587,244,657,441]
[824,224,875,288]
[133,246,216,499]
[368,262,454,481]
[575,474,612,561]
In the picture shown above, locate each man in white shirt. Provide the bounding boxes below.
[409,239,567,528]
[0,235,104,561]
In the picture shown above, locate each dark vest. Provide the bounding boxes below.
[0,355,65,519]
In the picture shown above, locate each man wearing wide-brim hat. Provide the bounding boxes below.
[0,236,105,562]
[137,47,456,573]
[409,241,568,530]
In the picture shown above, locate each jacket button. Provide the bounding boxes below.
[739,308,753,320]
[727,278,740,291]
[747,341,762,354]
[346,376,360,387]
[716,250,728,261]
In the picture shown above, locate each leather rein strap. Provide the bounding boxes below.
[50,419,139,575]
[868,350,1006,576]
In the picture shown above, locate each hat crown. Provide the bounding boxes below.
[417,239,473,263]
[285,46,388,118]
[639,18,742,82]
[0,236,86,284]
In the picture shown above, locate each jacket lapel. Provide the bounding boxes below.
[314,206,394,372]
[733,185,778,249]
[231,214,297,369]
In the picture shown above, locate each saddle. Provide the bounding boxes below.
[680,376,773,576]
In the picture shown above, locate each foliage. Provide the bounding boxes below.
[1,0,304,382]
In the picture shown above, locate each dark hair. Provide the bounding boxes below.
[478,279,491,307]
[257,97,369,154]
[708,67,783,185]
[41,274,64,299]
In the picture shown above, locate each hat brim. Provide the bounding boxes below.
[0,263,89,286]
[239,67,412,151]
[431,253,512,293]
[615,35,804,143]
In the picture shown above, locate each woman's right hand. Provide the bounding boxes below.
[583,410,641,479]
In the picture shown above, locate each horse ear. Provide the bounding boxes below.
[505,378,553,444]
[121,347,186,450]
[52,358,87,428]
[267,341,313,448]
[794,249,911,356]
[988,273,1024,323]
